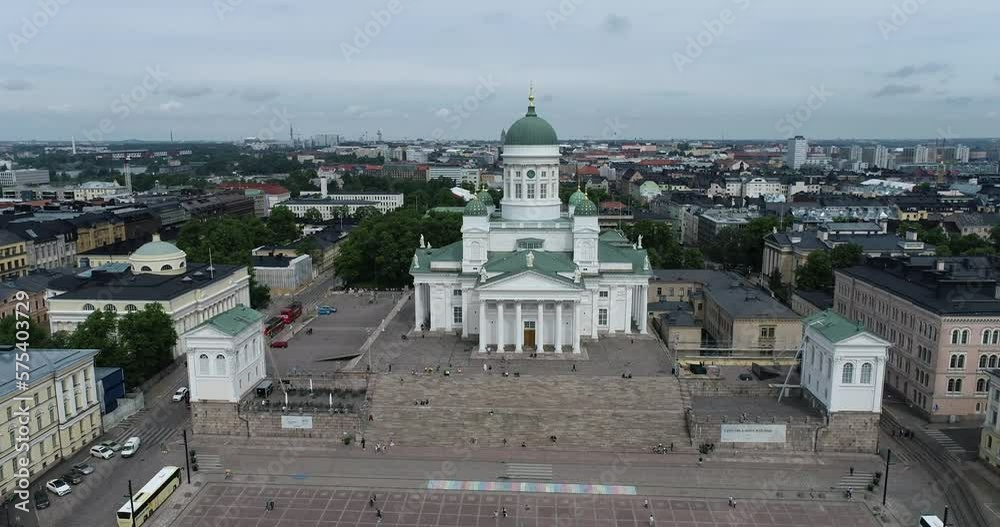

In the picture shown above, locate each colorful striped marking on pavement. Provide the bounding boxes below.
[427,480,636,495]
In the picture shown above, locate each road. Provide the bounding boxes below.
[29,365,192,527]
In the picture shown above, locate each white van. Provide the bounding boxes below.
[121,437,141,458]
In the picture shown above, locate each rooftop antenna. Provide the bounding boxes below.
[208,247,215,279]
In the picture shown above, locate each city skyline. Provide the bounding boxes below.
[1,0,999,141]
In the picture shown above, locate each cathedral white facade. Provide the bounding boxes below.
[411,91,651,353]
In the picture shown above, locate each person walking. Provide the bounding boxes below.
[361,437,366,449]
[728,496,735,508]
[849,466,854,476]
[648,513,655,526]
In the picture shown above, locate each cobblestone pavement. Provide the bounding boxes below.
[174,482,881,526]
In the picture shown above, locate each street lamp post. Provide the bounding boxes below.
[183,429,192,484]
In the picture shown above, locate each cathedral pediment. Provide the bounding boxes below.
[477,270,581,292]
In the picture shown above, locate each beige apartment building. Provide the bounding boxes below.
[0,349,102,497]
[835,256,1000,422]
[649,270,802,355]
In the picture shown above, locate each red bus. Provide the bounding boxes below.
[280,302,303,324]
[264,317,286,338]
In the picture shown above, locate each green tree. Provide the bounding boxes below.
[354,206,381,222]
[268,206,301,244]
[796,251,834,291]
[117,304,177,385]
[830,244,863,269]
[69,310,124,367]
[176,215,272,265]
[767,269,788,301]
[250,275,271,309]
[0,316,50,347]
[303,207,323,223]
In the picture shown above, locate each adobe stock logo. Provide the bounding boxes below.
[774,85,834,137]
[341,0,409,63]
[7,0,74,54]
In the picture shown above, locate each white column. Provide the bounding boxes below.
[65,378,77,416]
[414,283,424,331]
[573,302,582,353]
[624,286,634,334]
[54,379,66,422]
[591,293,599,338]
[515,302,523,353]
[497,302,505,353]
[639,286,648,334]
[555,302,563,353]
[479,300,487,352]
[537,302,544,352]
[462,290,469,338]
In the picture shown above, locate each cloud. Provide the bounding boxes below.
[167,85,213,98]
[345,105,368,117]
[481,11,509,24]
[886,62,951,79]
[994,74,1000,83]
[941,96,974,106]
[603,14,631,35]
[648,90,691,97]
[0,79,35,91]
[345,105,392,119]
[46,104,72,113]
[159,100,183,112]
[434,108,451,118]
[873,84,922,98]
[239,88,279,102]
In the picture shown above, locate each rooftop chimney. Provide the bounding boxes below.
[936,259,946,272]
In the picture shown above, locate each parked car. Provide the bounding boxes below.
[72,462,94,475]
[61,471,83,485]
[318,305,337,315]
[34,490,50,509]
[46,479,72,497]
[90,445,115,459]
[270,341,289,349]
[121,436,141,458]
[100,440,122,452]
[172,387,189,402]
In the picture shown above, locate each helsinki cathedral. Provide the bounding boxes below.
[411,88,651,353]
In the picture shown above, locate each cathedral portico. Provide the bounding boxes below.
[475,298,582,354]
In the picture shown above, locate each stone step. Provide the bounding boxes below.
[505,463,553,480]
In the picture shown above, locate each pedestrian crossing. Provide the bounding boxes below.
[882,448,912,465]
[924,429,970,457]
[111,420,179,451]
[505,463,553,480]
[196,454,223,471]
[834,472,876,490]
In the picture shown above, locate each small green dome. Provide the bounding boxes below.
[132,235,184,257]
[463,197,489,217]
[568,188,587,206]
[477,189,494,206]
[575,198,598,216]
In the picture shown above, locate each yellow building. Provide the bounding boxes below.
[0,349,102,497]
[71,213,126,253]
[0,232,28,281]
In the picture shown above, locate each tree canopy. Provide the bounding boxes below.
[704,217,788,271]
[66,305,178,387]
[334,209,461,288]
[622,220,703,269]
[268,206,302,244]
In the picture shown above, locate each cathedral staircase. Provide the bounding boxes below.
[364,373,689,451]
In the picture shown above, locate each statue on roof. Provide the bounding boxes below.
[643,256,651,271]
[427,242,432,249]
[637,235,643,249]
[574,268,582,283]
[412,254,419,269]
[419,234,425,249]
[480,267,488,282]
[525,251,534,268]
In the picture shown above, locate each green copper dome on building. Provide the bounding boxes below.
[503,85,558,146]
[476,188,494,206]
[568,187,587,206]
[463,197,489,216]
[574,198,598,216]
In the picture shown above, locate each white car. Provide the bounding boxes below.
[121,437,141,458]
[46,479,72,497]
[90,445,115,459]
[172,387,189,402]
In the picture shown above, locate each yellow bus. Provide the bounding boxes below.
[116,466,183,527]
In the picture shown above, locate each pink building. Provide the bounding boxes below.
[835,256,1000,423]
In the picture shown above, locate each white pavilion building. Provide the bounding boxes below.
[411,89,652,353]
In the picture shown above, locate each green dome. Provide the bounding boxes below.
[568,188,587,206]
[477,189,494,206]
[575,198,598,216]
[504,91,557,146]
[463,197,489,217]
[132,235,184,257]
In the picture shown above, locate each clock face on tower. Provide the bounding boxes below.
[526,170,536,179]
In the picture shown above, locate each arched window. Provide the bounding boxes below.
[103,305,116,313]
[215,354,227,376]
[977,378,988,392]
[958,355,966,368]
[82,304,95,311]
[950,354,959,368]
[140,266,151,272]
[860,363,873,384]
[962,329,970,344]
[842,363,855,384]
[981,355,989,368]
[956,379,963,392]
[952,329,961,344]
[992,355,999,368]
[161,264,173,271]
[993,329,1000,345]
[984,329,992,345]
[198,354,209,374]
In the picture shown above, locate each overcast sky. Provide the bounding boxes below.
[1,0,998,142]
